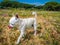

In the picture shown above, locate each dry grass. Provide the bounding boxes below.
[0,9,60,45]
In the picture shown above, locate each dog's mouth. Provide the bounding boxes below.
[8,25,13,29]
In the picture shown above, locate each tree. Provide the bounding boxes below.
[44,2,59,11]
[55,4,60,11]
[35,5,43,9]
[0,0,34,9]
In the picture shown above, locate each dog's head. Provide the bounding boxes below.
[8,13,19,29]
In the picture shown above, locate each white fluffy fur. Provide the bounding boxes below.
[9,12,37,44]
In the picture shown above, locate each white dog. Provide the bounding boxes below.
[8,12,37,44]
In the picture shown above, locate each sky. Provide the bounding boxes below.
[0,0,60,5]
[17,0,60,5]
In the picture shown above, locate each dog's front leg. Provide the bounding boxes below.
[34,21,37,36]
[16,30,24,45]
[34,26,37,36]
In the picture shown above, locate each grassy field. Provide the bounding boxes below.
[0,9,60,45]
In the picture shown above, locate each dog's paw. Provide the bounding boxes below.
[34,33,36,36]
[15,42,19,45]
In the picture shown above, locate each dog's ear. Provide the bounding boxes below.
[15,13,19,18]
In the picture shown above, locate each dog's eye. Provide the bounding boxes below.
[11,23,14,25]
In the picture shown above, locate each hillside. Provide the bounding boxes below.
[0,1,60,11]
[0,1,35,9]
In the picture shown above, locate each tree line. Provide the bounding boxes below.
[0,0,60,11]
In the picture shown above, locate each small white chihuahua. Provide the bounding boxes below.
[8,12,37,44]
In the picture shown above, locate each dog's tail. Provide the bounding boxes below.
[32,11,37,18]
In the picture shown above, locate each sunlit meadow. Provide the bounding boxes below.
[0,9,60,45]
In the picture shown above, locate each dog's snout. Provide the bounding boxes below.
[8,25,13,29]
